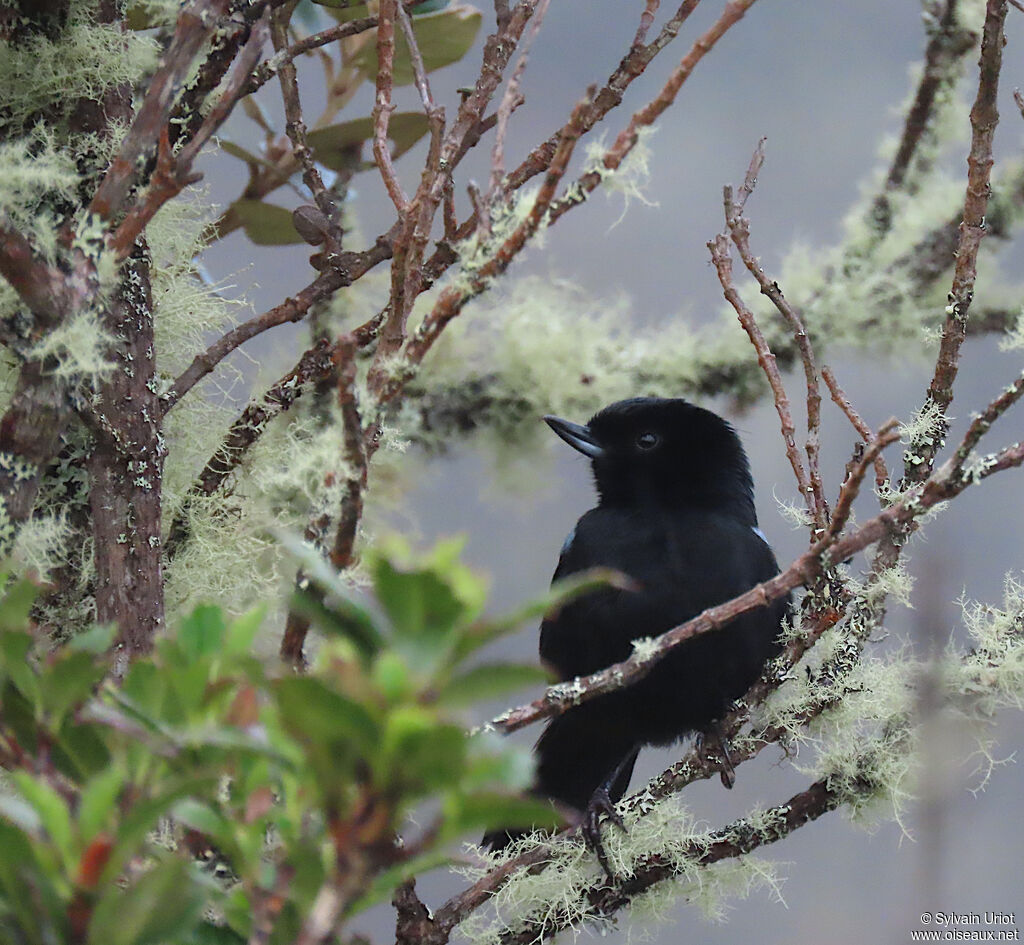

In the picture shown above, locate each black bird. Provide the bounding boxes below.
[484,397,788,872]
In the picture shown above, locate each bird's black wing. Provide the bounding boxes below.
[539,506,786,732]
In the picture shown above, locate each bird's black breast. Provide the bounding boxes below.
[540,505,785,744]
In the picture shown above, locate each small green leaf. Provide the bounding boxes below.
[352,4,483,86]
[79,766,125,843]
[67,623,117,655]
[453,567,629,661]
[0,577,39,631]
[179,605,227,660]
[306,112,430,170]
[290,588,383,664]
[443,791,563,835]
[380,711,465,790]
[219,140,271,168]
[230,199,303,245]
[9,772,73,866]
[371,558,464,640]
[276,677,380,752]
[192,922,248,945]
[224,604,266,656]
[88,858,205,945]
[41,651,105,723]
[439,662,549,707]
[101,777,218,886]
[371,651,411,702]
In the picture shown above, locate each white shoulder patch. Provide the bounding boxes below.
[752,526,769,545]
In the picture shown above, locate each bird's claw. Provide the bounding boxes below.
[696,724,737,789]
[581,786,626,882]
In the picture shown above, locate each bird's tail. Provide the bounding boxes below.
[482,704,637,852]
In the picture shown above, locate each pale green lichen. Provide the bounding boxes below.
[0,2,159,135]
[457,795,784,944]
[26,309,115,385]
[580,125,659,226]
[0,128,80,262]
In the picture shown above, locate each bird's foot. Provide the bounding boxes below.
[581,786,627,882]
[696,723,737,789]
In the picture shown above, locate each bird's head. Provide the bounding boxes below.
[544,397,757,523]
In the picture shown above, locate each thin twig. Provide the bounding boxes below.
[822,364,891,492]
[722,148,830,533]
[707,232,814,524]
[908,0,1008,484]
[88,0,234,223]
[111,16,271,259]
[372,0,407,213]
[632,0,662,47]
[486,0,551,203]
[546,0,759,224]
[160,239,393,413]
[271,5,341,234]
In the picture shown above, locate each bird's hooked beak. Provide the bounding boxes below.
[543,415,605,459]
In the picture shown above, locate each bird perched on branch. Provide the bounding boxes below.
[484,397,788,875]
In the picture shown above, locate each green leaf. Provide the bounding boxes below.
[276,677,380,752]
[88,858,206,945]
[224,605,266,656]
[0,577,39,631]
[67,622,117,655]
[230,199,302,245]
[54,713,112,781]
[443,791,563,835]
[192,922,248,945]
[41,651,105,723]
[0,631,40,711]
[9,772,73,866]
[306,112,430,171]
[453,567,629,661]
[178,605,227,660]
[371,651,411,702]
[79,766,125,844]
[101,777,218,886]
[371,558,464,640]
[380,711,465,790]
[0,821,66,944]
[290,588,383,664]
[219,140,274,169]
[352,4,483,86]
[438,662,549,707]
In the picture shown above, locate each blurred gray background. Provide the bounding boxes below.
[200,1,1024,941]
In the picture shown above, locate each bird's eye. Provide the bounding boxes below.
[636,431,660,451]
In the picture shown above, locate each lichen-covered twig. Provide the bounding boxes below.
[88,0,236,225]
[908,0,1008,484]
[372,0,407,214]
[546,0,761,225]
[160,240,393,413]
[868,0,979,235]
[164,338,338,560]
